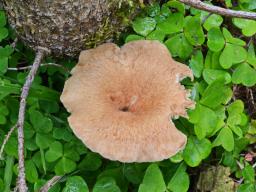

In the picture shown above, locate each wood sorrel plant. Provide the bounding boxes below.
[1,1,256,191]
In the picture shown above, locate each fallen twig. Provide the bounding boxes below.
[17,47,50,192]
[1,63,66,163]
[8,63,69,73]
[0,123,17,160]
[179,0,256,20]
[39,176,62,192]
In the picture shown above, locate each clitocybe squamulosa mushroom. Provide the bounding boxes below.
[61,40,195,162]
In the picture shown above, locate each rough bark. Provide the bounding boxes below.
[3,0,141,57]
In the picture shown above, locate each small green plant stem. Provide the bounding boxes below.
[3,155,14,192]
[40,148,46,174]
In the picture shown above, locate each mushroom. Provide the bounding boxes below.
[60,40,194,162]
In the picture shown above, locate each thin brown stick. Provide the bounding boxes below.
[179,0,256,20]
[17,47,50,192]
[0,123,17,160]
[39,176,62,192]
[8,63,69,72]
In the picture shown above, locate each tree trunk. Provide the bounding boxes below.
[3,0,141,57]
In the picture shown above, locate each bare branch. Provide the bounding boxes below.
[179,0,256,20]
[0,124,17,160]
[8,63,70,73]
[17,47,50,192]
[39,176,62,192]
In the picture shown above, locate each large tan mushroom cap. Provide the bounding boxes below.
[61,40,194,162]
